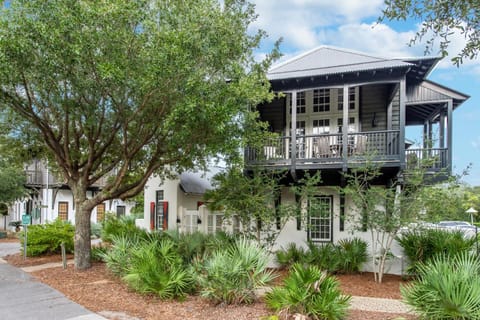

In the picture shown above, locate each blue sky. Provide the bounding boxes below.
[250,0,480,186]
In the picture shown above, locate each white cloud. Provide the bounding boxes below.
[251,0,384,50]
[472,137,480,150]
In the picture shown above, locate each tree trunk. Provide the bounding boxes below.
[74,203,92,270]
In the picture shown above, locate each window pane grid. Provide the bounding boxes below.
[96,204,105,222]
[58,202,68,221]
[309,197,332,242]
[313,89,330,112]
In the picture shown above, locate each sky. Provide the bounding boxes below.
[249,0,480,186]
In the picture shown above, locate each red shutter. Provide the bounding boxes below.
[162,202,168,230]
[150,202,155,230]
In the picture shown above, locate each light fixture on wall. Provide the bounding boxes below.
[176,217,181,224]
[197,217,202,224]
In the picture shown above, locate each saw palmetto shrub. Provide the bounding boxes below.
[397,228,475,275]
[401,252,480,319]
[275,242,306,269]
[195,238,276,304]
[265,263,351,320]
[122,239,194,299]
[20,218,74,256]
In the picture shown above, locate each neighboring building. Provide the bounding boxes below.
[10,159,134,226]
[137,168,241,234]
[144,46,468,274]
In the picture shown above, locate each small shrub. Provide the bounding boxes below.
[337,237,368,273]
[91,245,109,262]
[275,243,306,269]
[401,252,480,319]
[90,222,102,239]
[265,263,351,320]
[305,242,342,273]
[19,219,74,256]
[102,234,141,276]
[397,228,475,274]
[101,213,147,243]
[195,238,276,304]
[123,239,194,299]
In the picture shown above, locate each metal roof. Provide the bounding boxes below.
[179,167,222,195]
[267,46,437,81]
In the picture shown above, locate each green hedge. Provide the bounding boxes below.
[20,219,74,256]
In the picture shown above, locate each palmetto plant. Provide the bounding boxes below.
[397,228,475,275]
[101,234,141,276]
[337,238,368,273]
[122,239,194,299]
[275,242,306,269]
[265,263,351,320]
[401,252,480,319]
[195,238,276,304]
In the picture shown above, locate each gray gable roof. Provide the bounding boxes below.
[267,46,432,81]
[179,167,222,195]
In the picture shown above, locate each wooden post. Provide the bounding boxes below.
[61,242,67,269]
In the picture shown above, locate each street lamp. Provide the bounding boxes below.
[467,207,478,255]
[467,207,478,225]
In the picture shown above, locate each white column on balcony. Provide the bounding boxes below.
[291,91,297,172]
[439,110,445,149]
[447,99,453,172]
[342,84,349,171]
[399,78,406,168]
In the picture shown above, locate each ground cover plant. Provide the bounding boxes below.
[401,252,480,319]
[20,218,74,256]
[275,238,368,274]
[265,263,351,320]
[194,237,276,305]
[397,228,475,275]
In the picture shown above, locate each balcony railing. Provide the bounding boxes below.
[25,170,109,188]
[405,148,448,171]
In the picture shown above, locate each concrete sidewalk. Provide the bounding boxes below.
[0,258,108,320]
[0,242,107,320]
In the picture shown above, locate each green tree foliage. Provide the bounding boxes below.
[205,168,288,245]
[0,162,26,205]
[342,160,426,283]
[381,0,480,65]
[265,263,351,320]
[0,0,279,269]
[402,252,480,319]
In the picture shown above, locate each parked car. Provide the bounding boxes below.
[436,221,477,238]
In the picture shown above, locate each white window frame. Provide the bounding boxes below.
[308,196,333,242]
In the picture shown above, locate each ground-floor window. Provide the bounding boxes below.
[207,213,223,234]
[308,196,332,242]
[96,203,105,222]
[58,201,68,221]
[116,205,126,217]
[183,210,199,233]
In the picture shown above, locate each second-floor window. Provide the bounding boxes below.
[289,91,306,114]
[338,87,356,111]
[312,119,330,134]
[313,89,330,112]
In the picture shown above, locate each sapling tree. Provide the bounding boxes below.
[0,0,279,269]
[342,160,425,283]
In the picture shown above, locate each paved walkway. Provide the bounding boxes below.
[0,241,107,320]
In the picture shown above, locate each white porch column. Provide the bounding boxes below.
[399,78,406,168]
[342,84,349,171]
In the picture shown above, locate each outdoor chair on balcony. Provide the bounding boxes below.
[354,135,367,155]
[312,136,331,158]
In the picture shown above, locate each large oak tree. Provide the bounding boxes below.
[0,0,277,269]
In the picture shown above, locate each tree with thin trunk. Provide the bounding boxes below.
[342,160,426,283]
[0,0,278,269]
